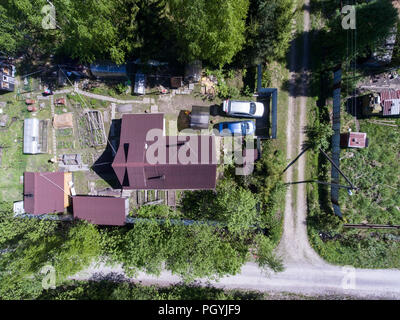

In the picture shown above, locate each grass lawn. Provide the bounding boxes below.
[0,96,25,201]
[306,0,400,268]
[310,118,400,269]
[0,95,57,202]
[0,118,26,201]
[338,119,400,224]
[73,171,89,194]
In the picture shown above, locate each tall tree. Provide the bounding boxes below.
[167,0,249,66]
[322,0,398,66]
[0,202,101,299]
[56,0,140,64]
[180,178,259,235]
[101,219,249,282]
[241,0,295,65]
[0,0,142,64]
[0,0,56,58]
[213,179,260,235]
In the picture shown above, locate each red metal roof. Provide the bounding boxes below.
[383,99,400,116]
[112,114,217,190]
[380,89,400,101]
[340,132,367,148]
[379,90,400,116]
[72,196,127,226]
[23,172,65,214]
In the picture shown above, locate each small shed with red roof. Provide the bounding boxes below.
[340,132,368,149]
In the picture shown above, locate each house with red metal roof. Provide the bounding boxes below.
[361,90,400,117]
[72,196,128,226]
[112,113,217,190]
[23,172,71,215]
[380,89,400,116]
[340,132,368,149]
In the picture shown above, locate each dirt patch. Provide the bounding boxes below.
[158,93,219,117]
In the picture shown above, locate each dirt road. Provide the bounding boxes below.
[276,0,326,266]
[73,261,400,299]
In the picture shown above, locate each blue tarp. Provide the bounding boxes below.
[90,62,128,79]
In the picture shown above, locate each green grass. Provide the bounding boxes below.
[56,128,73,137]
[338,120,400,224]
[95,179,110,189]
[57,141,74,149]
[306,97,400,264]
[73,171,89,194]
[306,0,400,269]
[0,100,25,201]
[0,100,54,201]
[268,62,290,245]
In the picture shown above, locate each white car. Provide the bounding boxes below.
[222,100,264,118]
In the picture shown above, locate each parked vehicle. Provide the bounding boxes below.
[217,120,255,136]
[222,99,264,118]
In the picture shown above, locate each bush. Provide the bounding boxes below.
[254,234,284,272]
[241,85,253,97]
[115,83,129,95]
[228,86,240,99]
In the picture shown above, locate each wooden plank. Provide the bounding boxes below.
[63,172,72,208]
[137,190,143,205]
[167,190,176,207]
[344,223,400,229]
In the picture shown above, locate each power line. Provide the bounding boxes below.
[39,172,71,198]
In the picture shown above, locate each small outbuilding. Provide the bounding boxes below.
[190,106,210,130]
[340,132,368,149]
[0,61,15,92]
[170,76,183,89]
[72,196,129,226]
[23,172,71,215]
